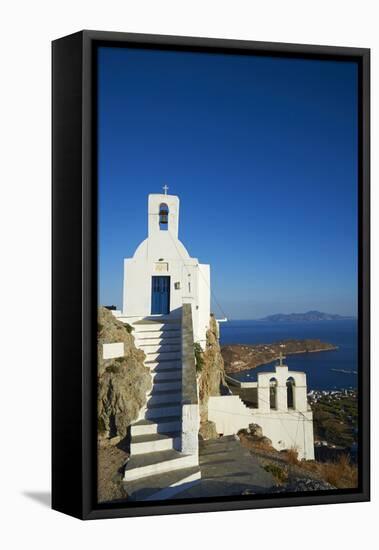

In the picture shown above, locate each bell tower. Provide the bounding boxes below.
[148,187,180,239]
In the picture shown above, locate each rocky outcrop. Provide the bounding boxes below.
[97,307,152,440]
[199,420,218,441]
[248,423,263,438]
[238,426,274,451]
[198,315,226,437]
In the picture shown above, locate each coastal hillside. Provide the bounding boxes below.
[259,311,355,322]
[310,390,358,451]
[237,426,357,490]
[222,338,337,374]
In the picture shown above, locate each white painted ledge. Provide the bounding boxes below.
[102,342,125,360]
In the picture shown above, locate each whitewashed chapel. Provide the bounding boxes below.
[115,187,210,347]
[103,188,314,499]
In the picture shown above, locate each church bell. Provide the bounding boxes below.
[159,208,168,224]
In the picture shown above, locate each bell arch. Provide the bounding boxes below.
[159,203,169,230]
[286,376,296,409]
[269,377,278,410]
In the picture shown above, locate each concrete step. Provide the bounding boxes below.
[147,359,181,371]
[136,337,182,347]
[136,330,181,338]
[147,389,182,406]
[145,351,181,362]
[124,466,201,501]
[135,331,181,342]
[135,316,181,323]
[131,417,182,436]
[130,432,181,455]
[150,379,181,391]
[145,403,181,419]
[124,449,198,482]
[151,370,182,382]
[139,343,181,354]
[133,322,181,333]
[134,328,180,336]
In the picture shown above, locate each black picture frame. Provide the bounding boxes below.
[52,30,370,520]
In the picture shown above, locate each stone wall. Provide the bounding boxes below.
[97,307,152,439]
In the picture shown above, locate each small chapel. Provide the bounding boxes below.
[115,187,211,348]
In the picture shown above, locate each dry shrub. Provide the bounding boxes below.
[321,455,358,488]
[264,463,288,484]
[302,454,358,489]
[284,447,299,465]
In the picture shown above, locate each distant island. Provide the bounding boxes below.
[222,338,338,374]
[258,310,356,323]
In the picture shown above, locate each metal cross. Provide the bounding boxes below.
[279,351,286,366]
[163,184,169,195]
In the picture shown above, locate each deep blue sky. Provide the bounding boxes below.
[98,46,358,319]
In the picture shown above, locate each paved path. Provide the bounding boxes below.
[172,435,275,499]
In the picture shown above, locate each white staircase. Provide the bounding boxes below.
[123,317,201,501]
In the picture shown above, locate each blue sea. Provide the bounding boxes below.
[219,320,358,391]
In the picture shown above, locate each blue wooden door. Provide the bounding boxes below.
[151,276,170,315]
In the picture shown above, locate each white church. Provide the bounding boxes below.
[114,187,211,348]
[104,188,314,500]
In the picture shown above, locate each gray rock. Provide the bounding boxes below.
[199,420,219,440]
[97,307,152,439]
[248,423,263,438]
[274,477,336,492]
[259,436,273,446]
[290,478,336,491]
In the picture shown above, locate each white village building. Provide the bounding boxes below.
[102,189,315,499]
